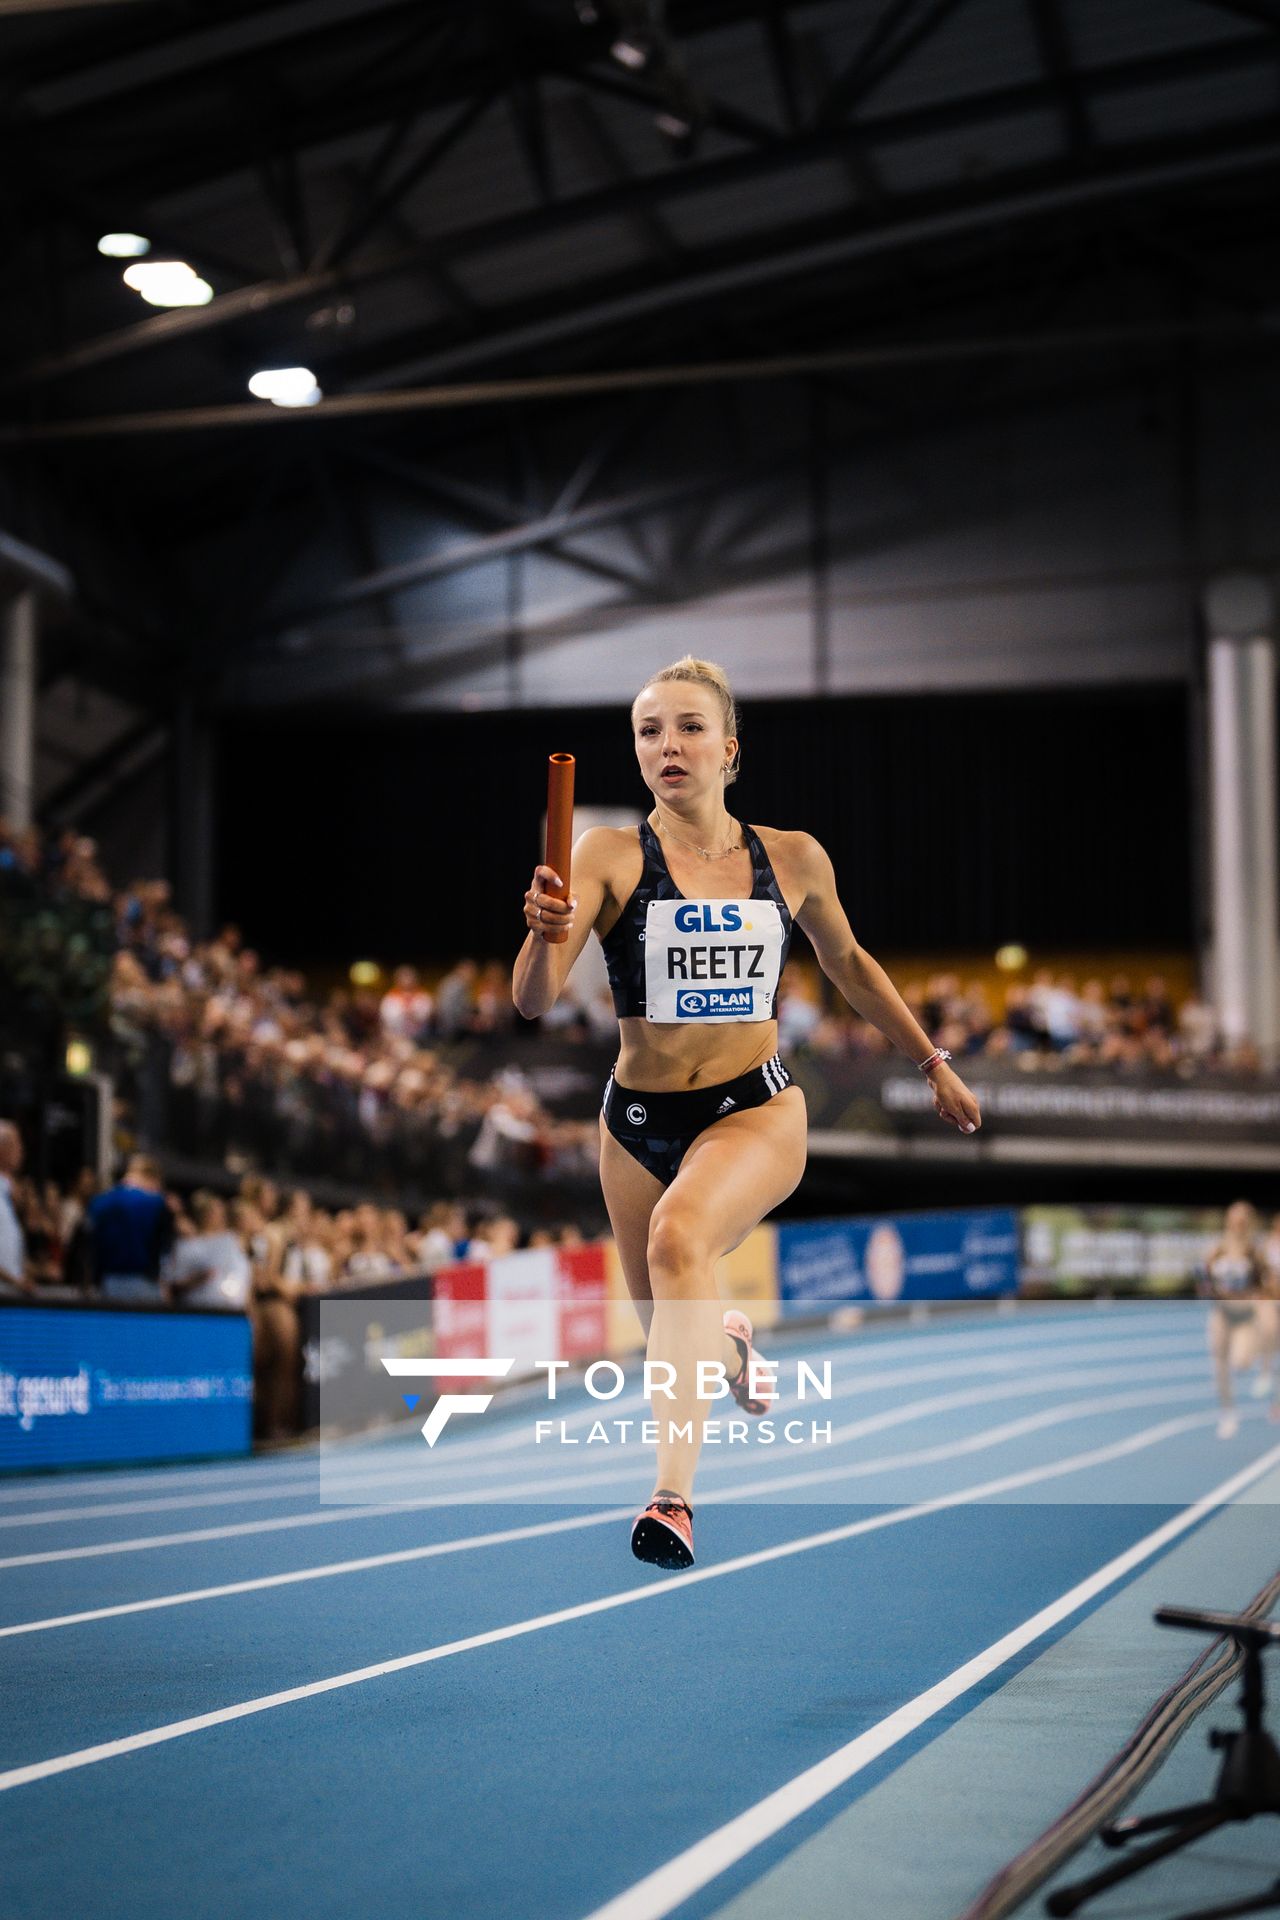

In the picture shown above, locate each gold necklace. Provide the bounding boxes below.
[652,814,746,861]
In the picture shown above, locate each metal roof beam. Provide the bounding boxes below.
[345,444,655,598]
[563,94,682,267]
[1194,0,1280,28]
[319,89,498,271]
[18,0,423,115]
[817,0,972,125]
[511,78,555,207]
[3,308,1272,454]
[39,714,168,826]
[5,32,1273,394]
[1027,0,1090,158]
[257,468,727,633]
[759,0,803,130]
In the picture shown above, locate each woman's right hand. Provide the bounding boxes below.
[523,865,577,941]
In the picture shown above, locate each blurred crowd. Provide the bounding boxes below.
[0,1129,585,1439]
[2,818,1272,1226]
[0,1155,580,1300]
[0,820,112,902]
[1,819,597,1192]
[776,968,1261,1075]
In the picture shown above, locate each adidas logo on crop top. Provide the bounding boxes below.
[602,820,793,1023]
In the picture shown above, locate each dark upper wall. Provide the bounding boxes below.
[215,684,1192,966]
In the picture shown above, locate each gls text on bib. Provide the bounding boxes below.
[643,898,785,1022]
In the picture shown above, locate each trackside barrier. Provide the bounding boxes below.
[0,1302,252,1472]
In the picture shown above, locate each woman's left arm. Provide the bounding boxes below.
[791,833,982,1135]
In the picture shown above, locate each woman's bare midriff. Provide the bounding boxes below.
[613,1016,781,1092]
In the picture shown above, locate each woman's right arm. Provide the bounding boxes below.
[512,830,610,1019]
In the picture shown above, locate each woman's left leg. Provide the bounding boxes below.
[645,1086,807,1502]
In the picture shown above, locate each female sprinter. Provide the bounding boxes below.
[513,657,982,1569]
[1199,1199,1268,1439]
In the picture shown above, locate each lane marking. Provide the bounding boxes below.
[578,1444,1280,1920]
[0,1510,631,1637]
[0,1358,1214,1568]
[0,1335,1205,1525]
[1,1426,1274,1794]
[0,1382,1217,1638]
[0,1320,1205,1512]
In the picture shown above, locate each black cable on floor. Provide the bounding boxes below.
[952,1567,1280,1920]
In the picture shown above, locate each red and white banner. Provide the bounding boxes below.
[434,1244,607,1380]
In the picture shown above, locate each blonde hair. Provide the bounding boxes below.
[634,655,741,786]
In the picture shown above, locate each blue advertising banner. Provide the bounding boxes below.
[0,1307,252,1471]
[777,1209,1020,1310]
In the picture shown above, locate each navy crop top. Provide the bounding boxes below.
[601,820,794,1021]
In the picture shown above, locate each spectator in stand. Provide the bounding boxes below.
[467,1215,521,1261]
[380,966,433,1043]
[1179,993,1217,1061]
[1029,969,1082,1052]
[380,1208,413,1272]
[278,1190,334,1293]
[56,1168,98,1252]
[341,1202,403,1282]
[239,1193,301,1440]
[1075,979,1110,1046]
[412,1202,468,1274]
[777,983,821,1051]
[0,1122,32,1296]
[163,1192,252,1310]
[435,958,478,1038]
[468,1082,543,1180]
[1108,973,1135,1023]
[56,1168,98,1291]
[87,1154,175,1303]
[20,1181,67,1287]
[1003,984,1041,1052]
[471,961,515,1035]
[1140,975,1175,1034]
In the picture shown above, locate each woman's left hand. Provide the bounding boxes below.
[928,1064,982,1135]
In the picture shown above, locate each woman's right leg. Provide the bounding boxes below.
[597,1118,745,1457]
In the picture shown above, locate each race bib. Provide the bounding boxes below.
[644,898,785,1022]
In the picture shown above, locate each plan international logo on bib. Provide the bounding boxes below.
[676,987,753,1017]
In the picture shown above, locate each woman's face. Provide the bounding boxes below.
[632,681,734,804]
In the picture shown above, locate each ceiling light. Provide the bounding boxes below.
[609,33,653,68]
[655,107,695,141]
[98,232,151,258]
[122,260,213,308]
[248,366,322,408]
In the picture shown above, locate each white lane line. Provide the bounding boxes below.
[0,1382,1215,1639]
[0,1359,1212,1568]
[0,1333,1205,1523]
[0,1510,632,1637]
[578,1444,1280,1920]
[0,1327,1204,1513]
[398,1358,1209,1488]
[2,1425,1274,1795]
[331,1343,1208,1486]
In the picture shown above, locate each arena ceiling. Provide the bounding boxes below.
[2,0,1278,808]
